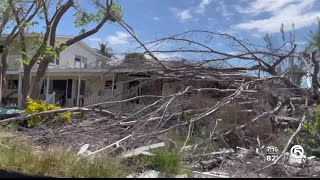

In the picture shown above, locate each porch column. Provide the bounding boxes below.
[46,75,50,96]
[77,75,81,106]
[18,73,22,108]
[111,72,115,96]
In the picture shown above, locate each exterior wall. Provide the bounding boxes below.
[83,74,125,106]
[57,37,98,68]
[5,37,48,70]
[2,36,99,70]
[161,81,184,96]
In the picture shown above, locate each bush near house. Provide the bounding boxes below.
[23,98,72,127]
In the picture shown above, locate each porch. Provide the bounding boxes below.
[3,71,119,108]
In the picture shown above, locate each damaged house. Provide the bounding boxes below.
[1,35,252,109]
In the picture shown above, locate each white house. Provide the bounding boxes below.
[1,35,119,107]
[1,35,181,109]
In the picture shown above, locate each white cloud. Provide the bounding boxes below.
[153,17,160,21]
[170,8,193,22]
[234,0,320,33]
[195,0,212,14]
[177,9,193,21]
[171,0,212,22]
[146,52,182,61]
[107,31,131,45]
[236,0,304,15]
[218,1,233,17]
[88,37,102,42]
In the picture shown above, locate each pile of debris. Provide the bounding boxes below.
[0,71,315,177]
[0,37,318,177]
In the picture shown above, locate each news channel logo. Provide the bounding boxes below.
[289,145,306,164]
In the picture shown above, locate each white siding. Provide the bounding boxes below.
[57,37,98,68]
[4,36,99,70]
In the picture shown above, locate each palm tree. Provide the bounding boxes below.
[99,42,113,58]
[264,23,304,86]
[98,42,113,68]
[307,18,320,89]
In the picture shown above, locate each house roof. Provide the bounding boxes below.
[0,34,106,59]
[55,36,106,59]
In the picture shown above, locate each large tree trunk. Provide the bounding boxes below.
[2,50,8,90]
[22,65,32,107]
[0,50,9,106]
[0,69,2,106]
[30,60,50,99]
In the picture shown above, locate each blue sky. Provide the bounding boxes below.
[54,0,320,59]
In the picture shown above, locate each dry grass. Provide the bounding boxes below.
[0,130,129,178]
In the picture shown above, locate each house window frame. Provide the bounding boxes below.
[49,55,60,65]
[7,80,18,90]
[74,55,88,68]
[105,80,116,89]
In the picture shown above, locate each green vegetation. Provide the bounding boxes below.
[0,131,128,178]
[23,98,72,127]
[295,106,320,157]
[126,148,183,176]
[109,1,124,22]
[150,149,182,175]
[0,125,185,178]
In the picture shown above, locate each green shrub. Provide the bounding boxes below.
[150,150,182,175]
[295,106,320,157]
[125,148,183,176]
[24,98,72,127]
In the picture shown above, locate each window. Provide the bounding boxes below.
[105,80,116,89]
[75,55,81,68]
[74,55,88,68]
[56,57,59,65]
[82,57,87,68]
[7,80,18,90]
[50,55,60,65]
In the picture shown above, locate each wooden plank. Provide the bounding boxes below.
[122,142,165,158]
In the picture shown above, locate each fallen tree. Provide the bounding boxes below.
[1,28,320,177]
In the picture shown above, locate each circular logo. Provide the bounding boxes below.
[290,145,304,158]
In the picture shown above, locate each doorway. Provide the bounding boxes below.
[73,80,86,106]
[52,80,67,106]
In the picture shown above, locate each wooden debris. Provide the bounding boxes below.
[122,142,165,158]
[191,170,230,178]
